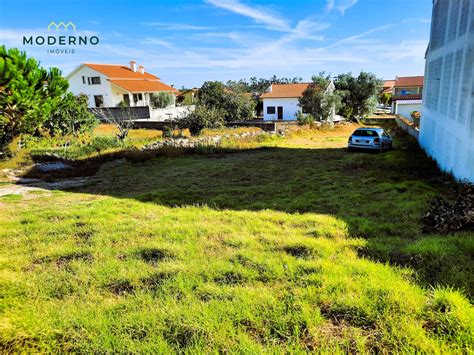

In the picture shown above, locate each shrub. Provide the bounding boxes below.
[117,100,128,108]
[177,106,224,135]
[89,136,119,154]
[150,92,174,109]
[43,93,98,136]
[295,111,315,126]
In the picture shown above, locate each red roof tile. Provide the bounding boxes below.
[260,83,309,98]
[84,63,160,80]
[83,63,177,93]
[394,76,424,87]
[110,79,177,93]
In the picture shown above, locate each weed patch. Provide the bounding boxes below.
[135,248,176,264]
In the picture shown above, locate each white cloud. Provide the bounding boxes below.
[141,22,213,30]
[323,24,393,49]
[140,37,175,49]
[325,0,358,15]
[205,0,289,31]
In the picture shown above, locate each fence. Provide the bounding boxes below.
[91,106,150,121]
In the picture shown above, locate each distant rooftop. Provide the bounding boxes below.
[394,76,424,87]
[260,83,309,99]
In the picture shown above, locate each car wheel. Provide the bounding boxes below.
[348,147,353,152]
[379,146,384,153]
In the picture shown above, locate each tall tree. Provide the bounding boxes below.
[0,46,68,148]
[299,73,342,121]
[334,71,382,120]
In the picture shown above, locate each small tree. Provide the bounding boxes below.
[92,107,136,145]
[0,46,68,149]
[334,71,383,121]
[299,73,341,121]
[150,92,174,108]
[177,106,224,135]
[43,93,98,136]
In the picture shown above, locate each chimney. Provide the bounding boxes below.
[138,65,144,74]
[129,60,137,72]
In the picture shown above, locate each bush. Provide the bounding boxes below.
[198,81,255,122]
[150,92,174,109]
[177,106,224,135]
[43,93,98,136]
[89,136,119,154]
[295,111,315,126]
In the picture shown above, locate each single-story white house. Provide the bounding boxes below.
[260,83,308,120]
[391,76,424,119]
[260,82,336,121]
[66,60,178,108]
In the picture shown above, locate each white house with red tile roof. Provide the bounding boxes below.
[391,76,424,118]
[66,60,178,108]
[260,82,337,121]
[260,83,309,120]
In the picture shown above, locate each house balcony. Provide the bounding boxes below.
[392,93,422,101]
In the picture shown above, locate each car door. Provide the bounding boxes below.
[382,131,390,147]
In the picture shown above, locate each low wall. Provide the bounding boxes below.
[149,106,195,121]
[395,115,419,139]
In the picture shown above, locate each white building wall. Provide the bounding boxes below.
[263,98,301,121]
[67,65,116,108]
[419,0,474,182]
[395,102,423,120]
[149,105,195,121]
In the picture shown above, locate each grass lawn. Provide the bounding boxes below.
[1,124,473,352]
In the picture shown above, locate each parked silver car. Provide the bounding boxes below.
[348,127,393,152]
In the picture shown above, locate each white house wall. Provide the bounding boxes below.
[419,0,474,182]
[68,65,116,108]
[263,98,301,120]
[395,102,423,120]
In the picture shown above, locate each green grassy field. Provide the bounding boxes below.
[1,124,473,352]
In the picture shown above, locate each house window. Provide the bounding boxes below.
[267,106,276,114]
[133,93,143,102]
[87,77,91,85]
[82,76,85,84]
[94,95,104,108]
[90,76,101,85]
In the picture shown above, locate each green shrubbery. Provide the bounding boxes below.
[150,92,174,109]
[295,111,315,125]
[43,93,98,136]
[177,106,224,135]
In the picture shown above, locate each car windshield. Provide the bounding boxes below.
[353,130,380,137]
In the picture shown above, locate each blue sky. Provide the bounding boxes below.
[0,0,432,88]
